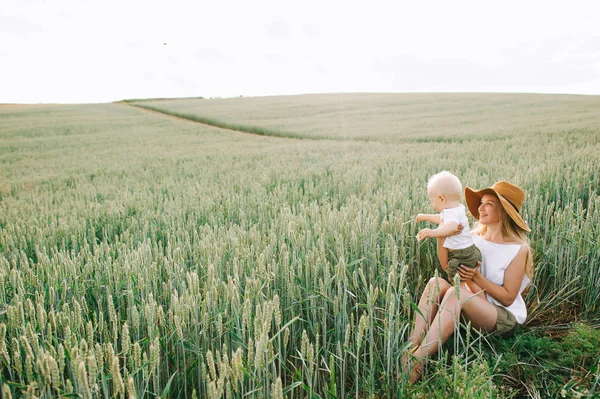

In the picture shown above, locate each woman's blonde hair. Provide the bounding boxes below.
[472,201,534,278]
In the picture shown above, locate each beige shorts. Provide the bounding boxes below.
[494,305,518,336]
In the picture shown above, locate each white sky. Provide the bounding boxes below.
[2,0,600,103]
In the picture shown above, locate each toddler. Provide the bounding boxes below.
[416,171,482,281]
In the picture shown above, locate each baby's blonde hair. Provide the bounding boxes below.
[427,171,462,201]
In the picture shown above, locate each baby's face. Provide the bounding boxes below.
[428,189,445,212]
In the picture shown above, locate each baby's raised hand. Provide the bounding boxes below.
[416,228,432,241]
[415,214,426,223]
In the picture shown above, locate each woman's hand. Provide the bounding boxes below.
[458,261,481,281]
[448,223,465,236]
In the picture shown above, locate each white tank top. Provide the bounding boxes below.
[473,234,530,324]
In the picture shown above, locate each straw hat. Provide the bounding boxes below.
[465,181,530,232]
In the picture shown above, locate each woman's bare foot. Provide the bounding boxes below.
[400,344,423,383]
[408,355,424,384]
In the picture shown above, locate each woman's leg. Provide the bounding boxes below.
[408,276,452,349]
[408,237,452,349]
[459,288,498,332]
[410,283,498,382]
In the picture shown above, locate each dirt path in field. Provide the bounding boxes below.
[120,101,335,141]
[119,102,200,123]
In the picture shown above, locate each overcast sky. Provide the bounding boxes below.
[2,0,600,103]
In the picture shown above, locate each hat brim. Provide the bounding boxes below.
[465,186,531,232]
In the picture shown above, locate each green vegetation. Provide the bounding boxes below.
[488,323,600,397]
[0,94,599,398]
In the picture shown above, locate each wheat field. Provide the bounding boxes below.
[1,94,599,398]
[132,93,600,142]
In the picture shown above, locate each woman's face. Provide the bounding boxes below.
[478,194,503,225]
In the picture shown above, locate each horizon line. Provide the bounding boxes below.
[2,90,600,106]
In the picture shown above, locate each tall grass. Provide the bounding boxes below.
[0,95,599,397]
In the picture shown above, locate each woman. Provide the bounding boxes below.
[404,181,533,383]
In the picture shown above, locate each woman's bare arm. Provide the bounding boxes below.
[436,237,448,270]
[462,261,484,293]
[462,245,528,307]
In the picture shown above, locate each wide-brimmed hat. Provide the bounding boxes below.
[465,181,530,232]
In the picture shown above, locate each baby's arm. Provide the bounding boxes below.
[417,221,459,241]
[415,214,442,224]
